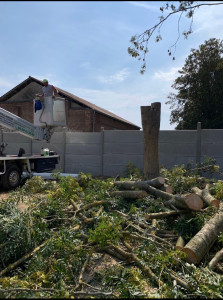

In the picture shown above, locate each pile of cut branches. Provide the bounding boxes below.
[0,165,223,299]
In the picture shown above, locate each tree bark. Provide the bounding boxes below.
[145,184,173,201]
[141,103,161,180]
[176,236,185,250]
[209,249,223,270]
[165,193,203,210]
[159,183,173,194]
[114,177,165,190]
[111,190,147,199]
[182,207,223,264]
[191,184,219,209]
[145,210,190,220]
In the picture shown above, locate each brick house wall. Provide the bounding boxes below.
[0,101,33,123]
[0,79,140,132]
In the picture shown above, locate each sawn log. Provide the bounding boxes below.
[182,205,223,264]
[191,184,219,209]
[111,190,147,199]
[176,236,185,250]
[159,184,173,194]
[145,185,203,210]
[145,209,190,220]
[209,248,223,270]
[114,177,165,190]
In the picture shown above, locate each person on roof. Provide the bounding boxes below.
[36,79,58,99]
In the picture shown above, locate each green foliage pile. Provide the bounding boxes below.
[0,166,222,298]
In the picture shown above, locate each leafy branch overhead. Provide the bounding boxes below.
[128,1,223,74]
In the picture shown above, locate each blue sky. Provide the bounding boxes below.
[1,1,223,130]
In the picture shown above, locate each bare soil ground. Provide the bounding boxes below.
[0,189,29,210]
[0,190,10,201]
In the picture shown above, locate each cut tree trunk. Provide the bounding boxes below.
[165,194,203,211]
[209,249,223,270]
[141,103,161,180]
[145,209,190,220]
[111,190,147,199]
[159,184,173,194]
[145,185,173,201]
[191,184,219,209]
[114,177,165,190]
[145,185,203,210]
[182,206,223,264]
[176,236,185,250]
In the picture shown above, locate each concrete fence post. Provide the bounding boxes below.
[100,127,104,176]
[196,122,201,165]
[63,130,66,173]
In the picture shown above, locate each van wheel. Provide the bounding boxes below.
[1,166,21,190]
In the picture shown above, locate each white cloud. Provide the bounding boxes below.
[191,3,223,36]
[127,1,160,13]
[153,67,180,82]
[66,85,174,129]
[0,78,14,88]
[97,68,131,84]
[69,86,149,108]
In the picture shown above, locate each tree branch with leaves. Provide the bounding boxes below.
[128,1,223,74]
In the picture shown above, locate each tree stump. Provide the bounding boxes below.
[141,102,161,180]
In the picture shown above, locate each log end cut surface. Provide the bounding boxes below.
[210,200,220,210]
[181,248,198,265]
[185,194,203,210]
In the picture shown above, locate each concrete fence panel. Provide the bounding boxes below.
[65,132,101,175]
[1,127,223,178]
[159,130,197,169]
[201,130,223,170]
[103,130,143,176]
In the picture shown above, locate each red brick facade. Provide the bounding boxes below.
[0,77,140,132]
[0,100,138,132]
[0,102,33,123]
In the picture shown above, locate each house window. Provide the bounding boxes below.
[69,101,83,109]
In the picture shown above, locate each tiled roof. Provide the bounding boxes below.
[0,76,140,129]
